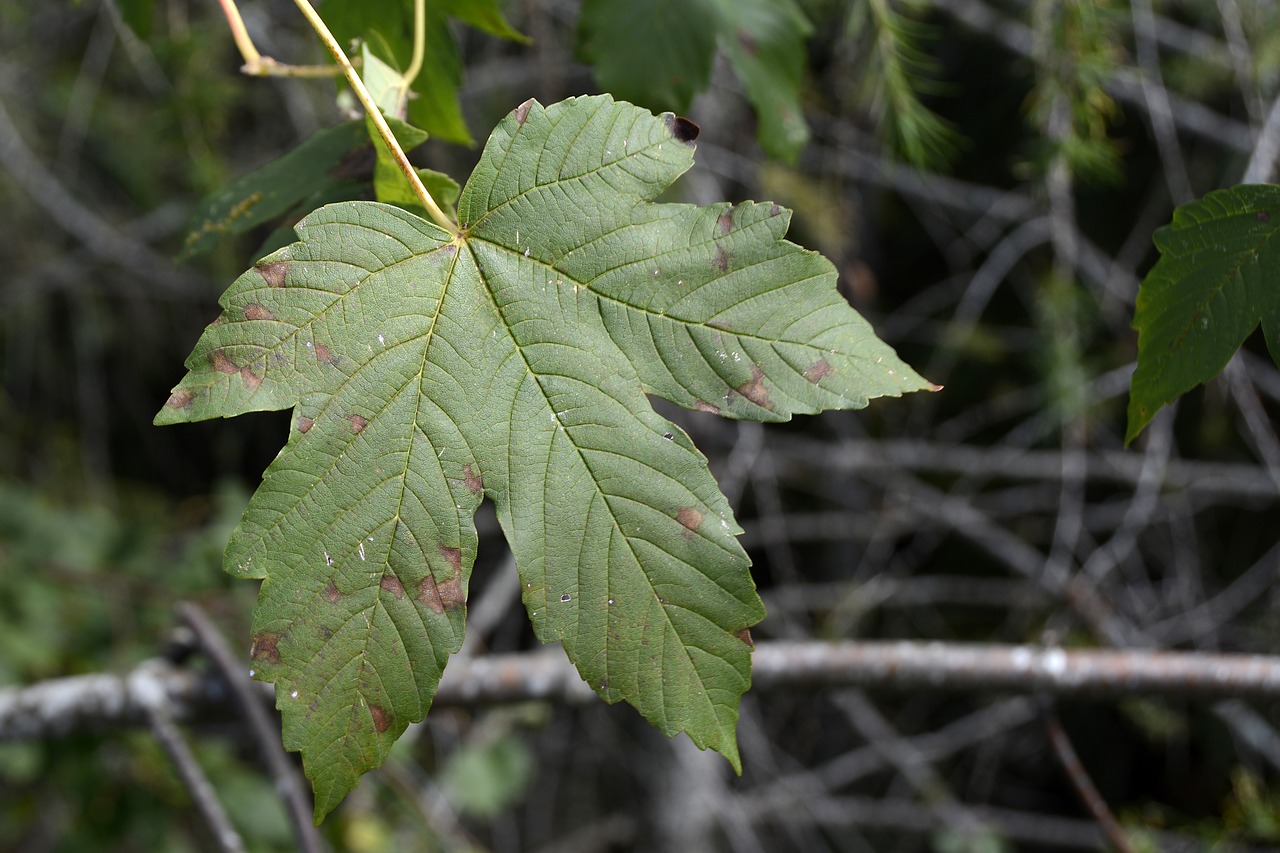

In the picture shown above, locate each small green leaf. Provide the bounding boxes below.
[712,0,812,162]
[1127,184,1280,443]
[367,115,460,222]
[577,0,718,114]
[157,95,929,819]
[360,41,411,118]
[180,122,369,260]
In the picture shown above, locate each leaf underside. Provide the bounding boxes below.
[1127,184,1280,443]
[156,95,929,819]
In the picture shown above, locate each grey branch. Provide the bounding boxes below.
[5,642,1280,741]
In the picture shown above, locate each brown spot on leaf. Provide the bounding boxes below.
[734,627,755,648]
[737,365,772,410]
[677,507,705,534]
[770,203,782,216]
[165,389,195,409]
[210,349,238,374]
[716,206,734,235]
[515,98,534,126]
[250,633,281,664]
[417,576,444,613]
[324,581,341,603]
[257,261,288,288]
[805,359,833,382]
[313,343,333,364]
[379,575,405,599]
[347,414,368,433]
[463,464,483,494]
[738,31,758,56]
[439,544,462,575]
[297,416,315,434]
[368,703,391,733]
[666,114,700,145]
[437,574,465,610]
[240,366,262,389]
[243,303,276,321]
[714,245,730,272]
[1259,210,1271,223]
[694,400,721,415]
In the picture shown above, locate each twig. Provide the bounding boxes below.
[177,604,325,849]
[130,662,247,853]
[9,642,1280,741]
[1044,705,1137,853]
[290,0,458,234]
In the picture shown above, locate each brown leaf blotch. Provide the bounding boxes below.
[347,414,368,433]
[418,576,445,613]
[210,349,238,374]
[243,303,276,321]
[297,416,315,434]
[515,98,534,126]
[716,207,734,236]
[463,464,483,494]
[770,203,782,216]
[368,703,391,733]
[323,581,341,603]
[734,627,755,648]
[379,575,405,599]
[677,507,705,533]
[165,389,196,409]
[1258,210,1271,223]
[714,245,730,272]
[437,574,465,610]
[737,365,772,410]
[804,359,833,383]
[438,544,463,575]
[666,114,700,145]
[694,400,722,415]
[257,261,288,288]
[240,366,262,389]
[313,343,333,364]
[250,633,281,664]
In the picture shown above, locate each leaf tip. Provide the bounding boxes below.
[514,98,535,126]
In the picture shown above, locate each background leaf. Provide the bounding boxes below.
[157,95,928,819]
[179,121,369,260]
[1127,184,1280,443]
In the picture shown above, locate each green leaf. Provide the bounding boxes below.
[324,3,527,146]
[369,115,461,222]
[712,0,812,163]
[180,121,370,260]
[577,0,719,114]
[156,95,929,819]
[1127,184,1280,443]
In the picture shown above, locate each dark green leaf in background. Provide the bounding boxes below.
[157,95,929,819]
[1127,184,1280,443]
[179,121,370,260]
[577,0,813,161]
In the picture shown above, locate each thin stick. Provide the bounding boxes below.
[131,663,247,853]
[177,604,326,848]
[1044,706,1137,853]
[404,0,427,89]
[216,0,340,78]
[291,0,459,235]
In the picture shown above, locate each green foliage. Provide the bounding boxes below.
[1127,184,1280,443]
[1026,0,1124,183]
[319,0,528,146]
[577,0,813,162]
[179,120,370,260]
[156,94,928,818]
[843,0,961,169]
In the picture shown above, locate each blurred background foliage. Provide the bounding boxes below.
[4,0,1280,850]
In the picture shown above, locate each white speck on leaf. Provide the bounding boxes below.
[524,248,530,258]
[291,690,298,699]
[560,593,571,602]
[358,542,366,561]
[377,334,385,345]
[248,669,255,678]
[324,550,334,566]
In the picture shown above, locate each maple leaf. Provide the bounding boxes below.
[156,95,930,819]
